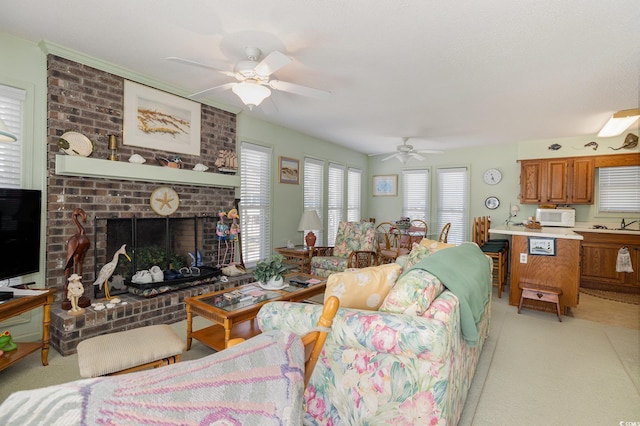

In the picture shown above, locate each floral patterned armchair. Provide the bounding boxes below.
[310,221,377,277]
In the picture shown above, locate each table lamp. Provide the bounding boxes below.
[298,210,322,247]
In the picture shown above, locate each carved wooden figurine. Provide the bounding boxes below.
[63,208,91,310]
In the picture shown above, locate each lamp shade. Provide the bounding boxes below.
[298,210,322,231]
[0,118,17,143]
[598,108,640,137]
[232,82,271,110]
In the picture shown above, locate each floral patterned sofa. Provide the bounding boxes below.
[258,242,492,425]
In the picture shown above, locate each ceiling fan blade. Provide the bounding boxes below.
[410,152,425,161]
[381,153,398,162]
[416,150,444,154]
[188,82,236,99]
[166,57,235,77]
[255,51,291,77]
[269,80,330,99]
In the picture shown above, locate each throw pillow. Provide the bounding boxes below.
[405,243,431,269]
[379,269,444,316]
[419,238,456,253]
[324,263,402,310]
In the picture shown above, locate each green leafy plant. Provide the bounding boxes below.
[253,254,288,283]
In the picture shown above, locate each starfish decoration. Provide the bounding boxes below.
[155,192,175,211]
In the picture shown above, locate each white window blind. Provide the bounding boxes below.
[403,169,430,222]
[598,166,640,213]
[437,167,469,244]
[347,167,362,222]
[303,157,324,245]
[0,85,26,188]
[327,163,345,245]
[239,142,272,266]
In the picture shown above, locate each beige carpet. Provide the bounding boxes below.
[1,288,638,425]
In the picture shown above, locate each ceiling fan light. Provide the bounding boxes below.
[232,82,271,110]
[597,108,640,137]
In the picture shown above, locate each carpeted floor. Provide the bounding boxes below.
[580,288,640,305]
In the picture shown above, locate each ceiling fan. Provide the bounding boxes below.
[167,47,330,110]
[370,137,443,163]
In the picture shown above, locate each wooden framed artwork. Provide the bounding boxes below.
[373,175,398,197]
[528,237,556,256]
[123,80,201,156]
[279,156,300,184]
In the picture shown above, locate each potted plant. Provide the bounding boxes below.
[253,254,288,289]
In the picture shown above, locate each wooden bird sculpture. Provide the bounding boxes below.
[63,208,91,310]
[92,244,131,300]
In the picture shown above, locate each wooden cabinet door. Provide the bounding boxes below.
[581,242,626,285]
[623,246,640,288]
[569,157,594,203]
[545,159,569,203]
[519,160,544,204]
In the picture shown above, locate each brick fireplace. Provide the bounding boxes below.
[45,55,245,355]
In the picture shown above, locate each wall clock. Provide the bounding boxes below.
[483,168,502,185]
[150,187,179,216]
[485,196,500,210]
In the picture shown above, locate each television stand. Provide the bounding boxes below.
[0,288,55,371]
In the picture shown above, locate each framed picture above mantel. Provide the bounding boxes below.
[123,80,202,156]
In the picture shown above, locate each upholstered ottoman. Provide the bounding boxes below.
[77,324,185,378]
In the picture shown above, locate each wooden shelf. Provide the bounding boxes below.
[191,320,261,351]
[55,155,240,188]
[0,342,41,371]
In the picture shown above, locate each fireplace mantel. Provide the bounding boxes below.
[55,155,239,188]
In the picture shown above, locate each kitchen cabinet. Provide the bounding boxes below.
[577,232,640,293]
[519,157,594,204]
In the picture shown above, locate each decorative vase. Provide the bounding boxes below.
[263,276,284,289]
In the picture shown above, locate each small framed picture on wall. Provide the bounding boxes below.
[372,175,398,197]
[279,156,300,184]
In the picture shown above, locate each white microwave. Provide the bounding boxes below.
[535,208,576,227]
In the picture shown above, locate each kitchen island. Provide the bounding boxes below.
[490,225,583,316]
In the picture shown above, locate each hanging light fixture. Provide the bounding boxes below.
[0,118,17,142]
[231,81,271,110]
[598,108,640,137]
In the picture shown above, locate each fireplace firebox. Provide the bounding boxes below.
[94,216,230,298]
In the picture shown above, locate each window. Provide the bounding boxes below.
[0,85,26,187]
[347,167,362,222]
[437,167,469,244]
[598,166,640,213]
[303,157,324,244]
[327,163,345,245]
[403,169,430,221]
[239,142,272,266]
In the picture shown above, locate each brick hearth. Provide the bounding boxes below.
[51,274,253,356]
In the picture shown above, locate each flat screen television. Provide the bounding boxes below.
[0,188,42,281]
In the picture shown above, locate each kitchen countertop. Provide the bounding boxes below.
[490,223,640,240]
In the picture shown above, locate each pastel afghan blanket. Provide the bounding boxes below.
[0,330,305,426]
[406,242,492,345]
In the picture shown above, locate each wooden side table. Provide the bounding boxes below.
[275,246,314,274]
[0,288,56,371]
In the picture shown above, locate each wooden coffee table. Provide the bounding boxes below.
[185,273,326,351]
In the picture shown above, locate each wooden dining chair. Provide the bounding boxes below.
[472,216,509,298]
[375,222,406,263]
[438,222,451,243]
[405,219,428,248]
